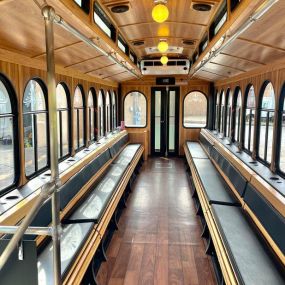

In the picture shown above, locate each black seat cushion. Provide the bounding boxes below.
[193,158,239,205]
[212,204,285,285]
[60,149,111,210]
[186,141,209,159]
[211,147,247,197]
[37,222,93,284]
[244,183,285,255]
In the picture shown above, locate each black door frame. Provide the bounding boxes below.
[151,86,180,156]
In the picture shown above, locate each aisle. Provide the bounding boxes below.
[97,157,216,285]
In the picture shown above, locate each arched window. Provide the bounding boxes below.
[183,91,207,128]
[244,85,255,154]
[105,91,111,134]
[74,85,85,151]
[225,89,232,137]
[23,79,48,177]
[88,88,97,142]
[279,87,285,173]
[233,87,242,143]
[214,91,220,131]
[56,83,70,160]
[219,90,225,133]
[124,91,147,127]
[0,75,18,192]
[112,91,117,130]
[98,90,105,138]
[258,82,275,164]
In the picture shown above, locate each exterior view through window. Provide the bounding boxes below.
[23,79,48,177]
[258,82,275,164]
[225,89,232,137]
[88,88,97,142]
[124,91,147,127]
[0,77,16,192]
[74,86,85,151]
[215,92,220,131]
[280,94,285,173]
[220,91,225,134]
[106,91,111,133]
[233,88,242,143]
[244,85,255,153]
[56,83,70,159]
[98,90,104,138]
[112,91,116,130]
[183,91,207,128]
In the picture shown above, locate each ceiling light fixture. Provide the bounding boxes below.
[160,55,168,65]
[157,41,169,52]
[152,1,169,23]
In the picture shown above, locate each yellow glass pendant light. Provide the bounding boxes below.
[152,3,169,23]
[160,55,168,65]
[158,41,169,53]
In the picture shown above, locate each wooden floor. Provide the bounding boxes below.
[97,157,216,285]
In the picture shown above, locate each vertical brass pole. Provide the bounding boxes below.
[42,6,62,285]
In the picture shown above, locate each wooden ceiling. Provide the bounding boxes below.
[193,0,285,82]
[101,0,222,59]
[0,0,284,83]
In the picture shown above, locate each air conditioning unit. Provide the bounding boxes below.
[141,59,190,75]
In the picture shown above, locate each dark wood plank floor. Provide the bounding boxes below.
[97,157,216,285]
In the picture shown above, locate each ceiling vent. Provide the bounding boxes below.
[192,2,212,12]
[132,40,145,46]
[145,46,183,55]
[141,59,190,75]
[111,5,129,13]
[182,39,195,46]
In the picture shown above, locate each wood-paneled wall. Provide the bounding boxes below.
[0,59,118,188]
[120,76,211,156]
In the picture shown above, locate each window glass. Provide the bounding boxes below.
[225,90,232,137]
[234,89,242,143]
[280,98,285,173]
[258,82,275,164]
[111,91,116,130]
[88,89,97,142]
[106,91,111,133]
[214,92,220,131]
[0,78,15,191]
[124,91,147,127]
[219,91,225,133]
[183,91,207,128]
[98,90,104,138]
[74,0,90,14]
[244,85,255,153]
[74,86,85,151]
[56,84,70,159]
[23,80,48,177]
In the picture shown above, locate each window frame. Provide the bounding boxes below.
[73,0,90,14]
[73,85,86,152]
[219,90,225,134]
[98,89,105,139]
[23,78,50,179]
[93,1,116,41]
[276,84,285,177]
[56,82,71,161]
[242,84,256,155]
[224,88,232,138]
[88,87,97,143]
[0,73,19,194]
[123,90,148,128]
[105,90,112,134]
[256,81,276,166]
[111,91,117,130]
[232,86,242,144]
[182,90,208,129]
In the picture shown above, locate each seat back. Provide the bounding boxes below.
[244,183,285,257]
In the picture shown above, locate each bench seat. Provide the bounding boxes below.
[192,158,239,206]
[186,142,209,159]
[212,204,285,285]
[37,222,94,285]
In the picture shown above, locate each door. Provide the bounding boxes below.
[151,87,180,156]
